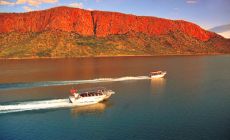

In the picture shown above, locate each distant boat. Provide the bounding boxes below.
[150,71,167,78]
[69,87,115,106]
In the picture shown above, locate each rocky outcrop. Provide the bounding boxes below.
[0,6,216,41]
[0,7,94,36]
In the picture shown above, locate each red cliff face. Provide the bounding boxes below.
[0,6,215,41]
[0,7,94,36]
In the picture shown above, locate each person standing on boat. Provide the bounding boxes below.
[70,88,78,98]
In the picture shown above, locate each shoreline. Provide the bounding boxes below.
[0,53,229,60]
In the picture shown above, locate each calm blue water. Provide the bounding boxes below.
[0,56,230,140]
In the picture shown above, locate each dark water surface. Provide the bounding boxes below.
[0,56,230,140]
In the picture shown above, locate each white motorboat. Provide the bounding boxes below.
[69,87,115,106]
[150,71,167,78]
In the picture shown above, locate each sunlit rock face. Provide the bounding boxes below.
[0,6,216,41]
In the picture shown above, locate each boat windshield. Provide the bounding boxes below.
[151,71,162,75]
[80,90,104,97]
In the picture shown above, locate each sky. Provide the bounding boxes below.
[0,0,230,37]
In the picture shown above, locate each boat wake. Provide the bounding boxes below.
[0,76,149,90]
[0,76,149,114]
[0,99,72,114]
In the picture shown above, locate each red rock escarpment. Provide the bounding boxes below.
[0,6,216,41]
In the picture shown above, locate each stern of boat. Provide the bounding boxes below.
[69,96,75,103]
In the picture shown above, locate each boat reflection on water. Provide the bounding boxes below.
[70,102,112,117]
[150,78,166,94]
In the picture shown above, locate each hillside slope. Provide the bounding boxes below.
[0,6,229,58]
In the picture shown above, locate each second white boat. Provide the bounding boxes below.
[150,71,167,78]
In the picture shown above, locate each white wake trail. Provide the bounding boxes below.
[0,76,150,114]
[0,99,72,114]
[0,76,150,90]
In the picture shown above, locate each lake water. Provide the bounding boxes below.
[0,56,230,140]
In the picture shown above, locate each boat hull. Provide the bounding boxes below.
[69,95,105,106]
[150,74,166,78]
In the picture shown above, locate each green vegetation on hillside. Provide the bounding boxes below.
[0,30,229,58]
